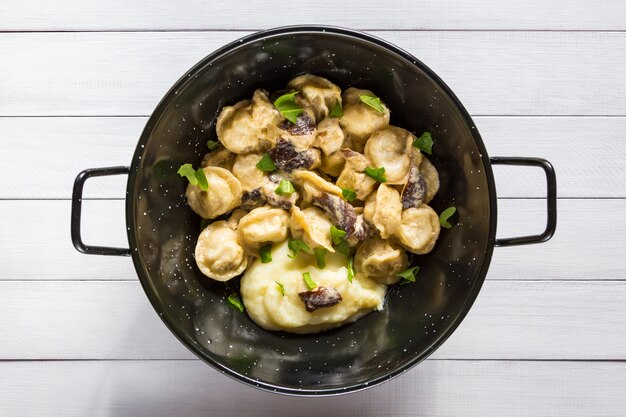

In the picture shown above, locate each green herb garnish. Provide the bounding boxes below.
[200,218,211,230]
[329,100,343,118]
[341,188,357,202]
[206,139,220,151]
[273,91,303,124]
[330,225,347,245]
[227,293,245,312]
[274,179,295,196]
[413,131,434,155]
[195,168,208,191]
[364,166,387,183]
[335,240,351,258]
[439,206,457,229]
[259,244,272,263]
[314,248,327,269]
[275,281,285,296]
[178,164,208,191]
[347,256,354,283]
[398,266,420,285]
[288,238,311,258]
[359,95,385,113]
[256,153,277,172]
[303,272,317,290]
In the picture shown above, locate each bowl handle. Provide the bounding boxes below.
[490,157,557,247]
[71,166,131,256]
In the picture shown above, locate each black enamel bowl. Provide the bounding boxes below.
[71,26,556,396]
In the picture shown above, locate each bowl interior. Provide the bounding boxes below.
[128,27,495,394]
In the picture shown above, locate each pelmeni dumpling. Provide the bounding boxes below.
[201,147,236,171]
[364,126,413,184]
[354,237,408,285]
[319,151,345,177]
[195,220,248,281]
[394,205,441,254]
[292,170,343,204]
[186,167,242,219]
[420,157,440,204]
[340,87,390,152]
[289,206,334,251]
[336,149,377,201]
[363,184,402,239]
[314,117,345,156]
[232,154,266,192]
[237,206,290,256]
[287,74,342,121]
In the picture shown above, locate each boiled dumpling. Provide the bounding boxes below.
[336,149,377,201]
[420,156,440,204]
[237,206,290,256]
[232,154,266,192]
[394,205,440,254]
[289,206,334,252]
[195,220,248,281]
[314,117,345,156]
[287,74,342,121]
[339,87,390,152]
[319,151,345,177]
[292,170,343,204]
[186,166,242,219]
[354,237,408,285]
[364,126,413,184]
[200,146,236,171]
[363,183,402,239]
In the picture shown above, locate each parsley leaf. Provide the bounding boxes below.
[439,206,457,229]
[329,100,343,118]
[314,248,327,269]
[256,153,277,172]
[335,240,351,258]
[195,168,208,191]
[303,272,317,290]
[259,244,272,263]
[398,266,420,285]
[413,131,434,155]
[274,179,295,196]
[177,163,198,185]
[330,225,347,245]
[364,166,387,183]
[227,293,245,312]
[206,139,220,151]
[347,256,354,283]
[359,94,385,113]
[288,238,311,258]
[275,281,285,297]
[341,188,357,202]
[273,91,303,124]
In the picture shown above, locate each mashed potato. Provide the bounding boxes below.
[240,240,386,334]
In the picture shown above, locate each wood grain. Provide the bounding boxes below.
[1,32,625,116]
[2,115,625,199]
[1,0,624,31]
[2,199,624,281]
[0,280,624,360]
[0,360,623,417]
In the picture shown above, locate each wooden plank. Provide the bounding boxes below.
[1,0,624,31]
[0,360,623,417]
[0,280,624,360]
[1,32,625,116]
[1,115,624,199]
[1,199,624,281]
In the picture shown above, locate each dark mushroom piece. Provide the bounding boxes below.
[261,174,298,210]
[313,192,357,236]
[268,138,318,173]
[279,112,315,136]
[241,188,267,211]
[401,165,427,209]
[298,286,343,312]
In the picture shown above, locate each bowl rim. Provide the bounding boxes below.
[126,25,498,396]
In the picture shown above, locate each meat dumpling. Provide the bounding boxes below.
[339,87,390,152]
[336,149,377,201]
[186,166,242,219]
[292,170,343,204]
[237,206,290,256]
[232,154,266,192]
[354,237,408,285]
[364,126,413,184]
[289,206,334,252]
[314,117,345,156]
[195,220,248,281]
[287,74,342,121]
[420,156,440,204]
[394,205,440,254]
[200,146,236,171]
[363,183,402,239]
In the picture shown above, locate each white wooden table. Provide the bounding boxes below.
[1,2,625,416]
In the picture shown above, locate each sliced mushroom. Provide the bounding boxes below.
[200,146,236,171]
[346,214,370,248]
[237,206,290,256]
[232,153,266,192]
[287,74,342,121]
[401,165,426,209]
[241,188,267,211]
[313,192,357,236]
[394,205,441,254]
[185,166,242,219]
[289,206,334,252]
[339,87,390,152]
[319,150,345,177]
[354,236,408,285]
[364,126,413,184]
[268,138,320,173]
[363,183,402,239]
[420,156,440,204]
[261,174,299,210]
[278,109,317,149]
[336,148,377,201]
[292,170,343,204]
[226,209,248,230]
[314,117,345,156]
[195,220,248,281]
[298,286,343,312]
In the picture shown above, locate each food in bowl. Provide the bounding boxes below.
[178,74,449,334]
